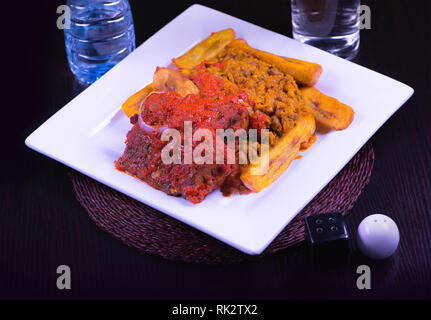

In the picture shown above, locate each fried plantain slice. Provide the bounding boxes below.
[228,39,322,87]
[121,68,199,118]
[280,57,323,87]
[300,87,354,130]
[153,67,199,96]
[122,83,154,118]
[173,28,236,69]
[241,113,316,192]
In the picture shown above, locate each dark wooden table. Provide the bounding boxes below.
[1,0,430,300]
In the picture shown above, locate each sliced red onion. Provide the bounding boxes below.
[158,125,169,133]
[137,99,154,132]
[137,92,170,134]
[138,118,155,133]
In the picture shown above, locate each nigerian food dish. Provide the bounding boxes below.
[116,29,354,203]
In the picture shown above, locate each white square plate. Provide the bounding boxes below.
[26,4,413,255]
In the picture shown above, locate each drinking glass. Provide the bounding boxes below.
[291,0,360,60]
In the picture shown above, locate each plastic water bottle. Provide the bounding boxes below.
[64,0,136,84]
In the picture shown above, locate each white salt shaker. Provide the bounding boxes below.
[357,214,400,259]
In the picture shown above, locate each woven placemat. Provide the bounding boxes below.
[70,142,374,264]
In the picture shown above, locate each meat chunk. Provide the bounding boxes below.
[115,124,238,203]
